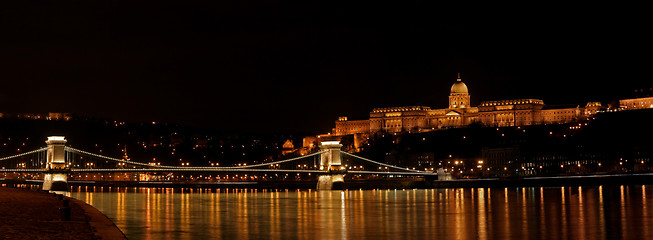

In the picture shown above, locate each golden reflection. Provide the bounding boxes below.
[180,191,190,237]
[85,190,93,207]
[268,191,280,240]
[165,188,174,239]
[504,187,510,237]
[539,187,545,238]
[340,191,347,240]
[116,191,126,233]
[241,190,250,238]
[598,185,605,239]
[621,185,627,239]
[486,188,491,214]
[356,189,365,239]
[561,187,567,238]
[145,188,151,239]
[521,187,527,237]
[643,185,649,238]
[453,189,462,237]
[456,188,467,238]
[504,188,508,203]
[577,186,585,239]
[426,189,434,238]
[297,190,305,240]
[65,186,653,240]
[477,188,487,240]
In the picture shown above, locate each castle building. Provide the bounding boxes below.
[332,74,603,136]
[619,96,653,110]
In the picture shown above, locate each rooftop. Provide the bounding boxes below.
[479,99,544,107]
[371,106,431,113]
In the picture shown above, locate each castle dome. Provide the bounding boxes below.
[450,73,468,94]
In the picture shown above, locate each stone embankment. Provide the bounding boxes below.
[0,187,125,240]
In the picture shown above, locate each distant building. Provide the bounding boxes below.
[281,139,296,155]
[195,139,209,148]
[302,136,318,149]
[47,112,72,121]
[619,97,653,110]
[332,74,603,136]
[481,147,520,175]
[0,112,71,121]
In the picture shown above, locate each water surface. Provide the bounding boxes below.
[71,186,653,240]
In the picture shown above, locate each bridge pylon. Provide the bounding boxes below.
[42,136,69,191]
[317,141,345,190]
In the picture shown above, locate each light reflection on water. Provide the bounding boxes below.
[70,186,653,240]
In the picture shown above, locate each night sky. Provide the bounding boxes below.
[1,2,650,134]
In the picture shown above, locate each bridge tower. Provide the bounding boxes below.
[317,141,345,190]
[42,136,69,191]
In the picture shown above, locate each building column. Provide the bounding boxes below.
[317,141,345,190]
[319,141,343,171]
[43,136,69,191]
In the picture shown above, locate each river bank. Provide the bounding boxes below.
[0,186,126,240]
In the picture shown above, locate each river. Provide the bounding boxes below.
[70,185,653,240]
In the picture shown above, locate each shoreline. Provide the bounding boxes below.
[4,172,653,190]
[0,186,126,240]
[424,172,653,188]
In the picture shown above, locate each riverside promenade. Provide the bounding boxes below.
[0,187,125,240]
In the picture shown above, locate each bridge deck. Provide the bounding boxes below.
[1,168,436,175]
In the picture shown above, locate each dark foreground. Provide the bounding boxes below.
[0,187,125,240]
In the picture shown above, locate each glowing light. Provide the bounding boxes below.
[321,141,341,147]
[47,136,66,141]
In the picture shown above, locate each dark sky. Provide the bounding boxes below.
[1,1,650,133]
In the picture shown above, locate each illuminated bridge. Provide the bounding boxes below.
[0,136,437,190]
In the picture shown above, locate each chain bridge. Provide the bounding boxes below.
[0,136,437,190]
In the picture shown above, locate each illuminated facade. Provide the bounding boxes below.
[333,74,603,136]
[0,112,71,120]
[619,97,653,110]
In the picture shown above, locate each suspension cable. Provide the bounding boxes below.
[194,150,326,169]
[0,147,51,162]
[65,147,171,168]
[65,146,326,169]
[340,151,430,173]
